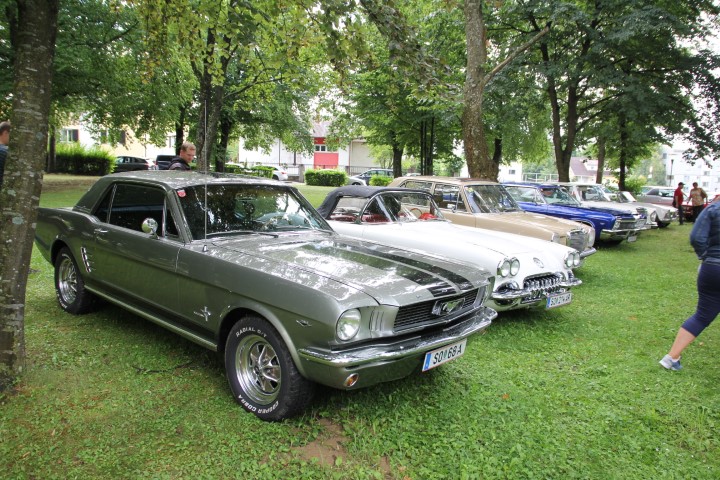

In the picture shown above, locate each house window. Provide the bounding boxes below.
[60,129,79,143]
[508,169,516,175]
[166,135,176,149]
[314,144,327,152]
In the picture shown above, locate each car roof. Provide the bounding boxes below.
[317,185,431,218]
[395,176,498,185]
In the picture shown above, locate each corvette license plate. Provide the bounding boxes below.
[546,292,572,309]
[422,339,467,372]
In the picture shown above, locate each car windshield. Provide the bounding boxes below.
[539,186,581,206]
[578,185,611,202]
[177,184,329,239]
[464,184,519,213]
[328,191,445,224]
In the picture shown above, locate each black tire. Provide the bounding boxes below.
[225,316,315,421]
[54,247,97,314]
[657,221,670,228]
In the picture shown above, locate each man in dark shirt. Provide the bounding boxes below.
[168,142,196,171]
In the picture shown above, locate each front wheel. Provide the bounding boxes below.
[54,247,97,314]
[225,316,315,421]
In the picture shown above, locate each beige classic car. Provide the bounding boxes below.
[389,176,596,258]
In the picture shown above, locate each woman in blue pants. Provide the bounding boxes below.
[660,200,720,370]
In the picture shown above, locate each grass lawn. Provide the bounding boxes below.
[2,175,719,478]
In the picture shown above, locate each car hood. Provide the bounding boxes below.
[207,232,486,307]
[520,201,626,219]
[477,211,584,235]
[329,220,573,271]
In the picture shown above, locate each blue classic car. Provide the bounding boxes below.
[503,182,645,243]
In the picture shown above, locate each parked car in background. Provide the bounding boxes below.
[636,186,678,207]
[271,167,288,181]
[155,154,176,170]
[554,182,655,230]
[615,190,677,228]
[34,172,496,421]
[317,186,583,312]
[114,156,150,172]
[388,176,596,258]
[503,182,645,244]
[347,168,393,186]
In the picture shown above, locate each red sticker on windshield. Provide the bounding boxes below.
[177,189,186,198]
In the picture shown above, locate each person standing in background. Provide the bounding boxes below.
[689,182,708,222]
[673,182,686,225]
[0,121,10,188]
[168,142,196,171]
[660,200,720,370]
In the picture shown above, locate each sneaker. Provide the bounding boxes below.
[659,354,682,371]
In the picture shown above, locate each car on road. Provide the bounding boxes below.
[347,168,393,186]
[503,182,646,244]
[389,176,596,258]
[33,171,496,421]
[317,186,583,312]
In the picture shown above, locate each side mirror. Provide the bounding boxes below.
[142,218,159,237]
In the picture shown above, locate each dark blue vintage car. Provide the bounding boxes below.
[503,182,645,244]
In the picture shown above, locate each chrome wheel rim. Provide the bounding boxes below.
[57,256,78,305]
[235,334,281,405]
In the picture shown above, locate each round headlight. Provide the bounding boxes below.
[497,259,511,277]
[510,258,520,276]
[336,309,361,341]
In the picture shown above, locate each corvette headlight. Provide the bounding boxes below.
[565,251,581,268]
[336,309,361,341]
[510,258,520,276]
[498,258,520,278]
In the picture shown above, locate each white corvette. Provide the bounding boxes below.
[318,186,583,312]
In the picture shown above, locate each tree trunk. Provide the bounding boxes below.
[463,0,497,180]
[174,104,187,155]
[618,117,628,190]
[392,142,403,177]
[595,136,606,184]
[0,0,59,391]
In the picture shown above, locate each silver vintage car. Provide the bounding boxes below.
[34,172,496,421]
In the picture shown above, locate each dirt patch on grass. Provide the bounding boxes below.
[292,418,392,475]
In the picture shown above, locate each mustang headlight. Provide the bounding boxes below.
[336,309,361,341]
[498,258,520,278]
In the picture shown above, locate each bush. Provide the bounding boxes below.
[369,175,392,186]
[54,143,115,176]
[305,169,347,187]
[623,176,646,196]
[225,164,273,178]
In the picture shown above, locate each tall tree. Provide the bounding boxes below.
[0,0,59,389]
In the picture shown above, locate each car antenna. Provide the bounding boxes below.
[202,99,209,253]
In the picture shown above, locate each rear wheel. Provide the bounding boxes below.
[54,247,97,314]
[225,316,315,421]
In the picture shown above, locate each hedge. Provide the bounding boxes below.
[304,169,347,187]
[53,143,115,176]
[224,164,273,178]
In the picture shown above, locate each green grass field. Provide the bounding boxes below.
[2,175,718,479]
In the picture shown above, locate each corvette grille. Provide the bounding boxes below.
[523,273,565,299]
[393,288,481,333]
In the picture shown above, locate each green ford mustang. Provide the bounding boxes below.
[34,171,496,421]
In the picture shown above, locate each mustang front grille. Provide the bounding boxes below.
[393,288,481,333]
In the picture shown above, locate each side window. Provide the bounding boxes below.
[402,180,432,191]
[433,185,467,212]
[94,183,170,235]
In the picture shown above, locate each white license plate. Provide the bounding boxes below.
[422,339,467,372]
[546,291,572,309]
[627,235,637,242]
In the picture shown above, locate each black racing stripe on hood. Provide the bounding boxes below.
[303,240,475,296]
